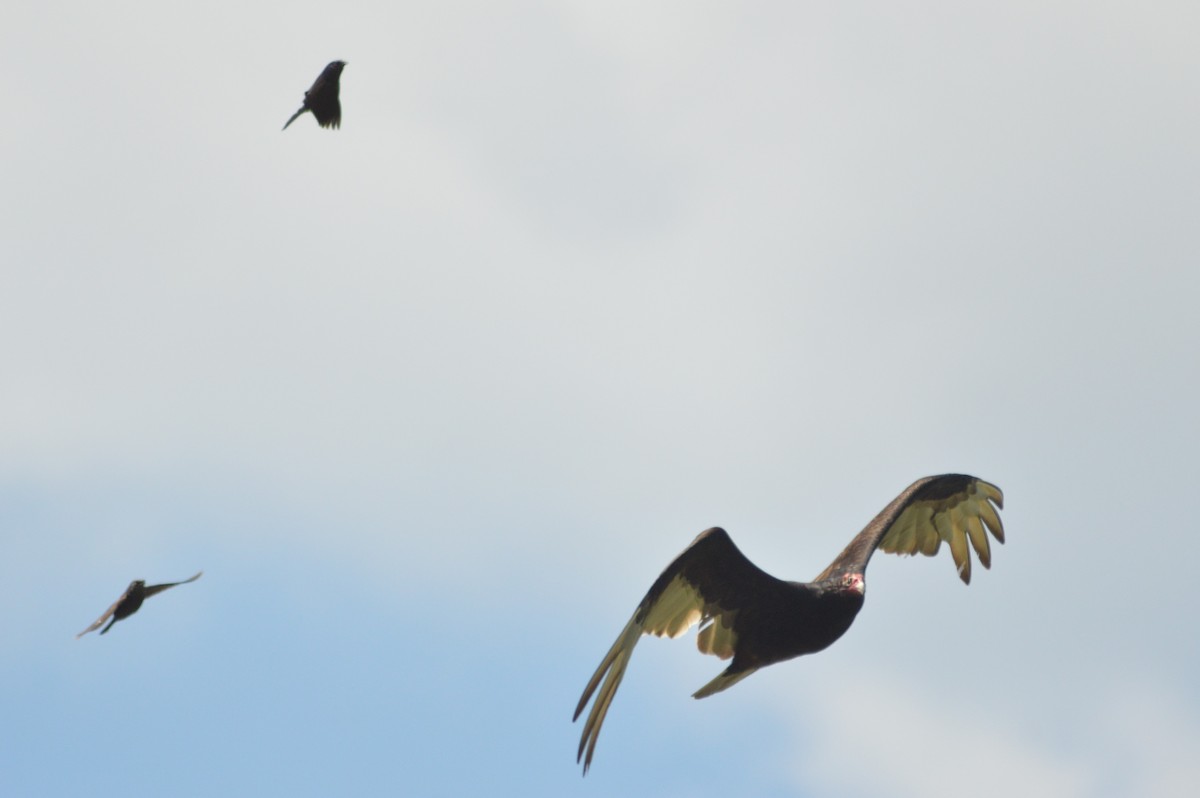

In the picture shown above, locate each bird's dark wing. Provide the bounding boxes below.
[574,528,784,774]
[307,87,341,129]
[76,587,133,638]
[141,570,203,599]
[311,104,341,129]
[814,474,1004,585]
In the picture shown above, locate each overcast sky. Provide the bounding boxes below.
[3,2,1198,796]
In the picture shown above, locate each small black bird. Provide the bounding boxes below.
[283,60,347,130]
[76,571,203,637]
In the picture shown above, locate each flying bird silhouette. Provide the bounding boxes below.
[282,60,347,130]
[573,474,1004,774]
[76,571,203,637]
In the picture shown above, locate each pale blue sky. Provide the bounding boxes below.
[3,2,1198,796]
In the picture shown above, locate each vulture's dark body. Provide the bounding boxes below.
[721,578,864,674]
[637,528,865,675]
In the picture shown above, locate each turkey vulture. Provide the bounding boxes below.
[76,571,203,637]
[573,474,1004,773]
[282,60,347,130]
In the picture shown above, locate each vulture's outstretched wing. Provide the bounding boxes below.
[814,474,1004,584]
[142,570,203,599]
[75,587,133,638]
[573,528,783,774]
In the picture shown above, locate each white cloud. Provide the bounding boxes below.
[772,670,1089,798]
[769,668,1200,798]
[1093,685,1200,798]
